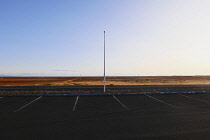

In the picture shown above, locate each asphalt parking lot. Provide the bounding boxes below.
[1,93,210,140]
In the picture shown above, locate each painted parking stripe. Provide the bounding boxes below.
[178,94,210,104]
[72,96,79,111]
[145,94,177,108]
[14,96,42,112]
[112,95,129,110]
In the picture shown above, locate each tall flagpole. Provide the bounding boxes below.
[104,31,106,93]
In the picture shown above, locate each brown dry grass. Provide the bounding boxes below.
[0,76,210,86]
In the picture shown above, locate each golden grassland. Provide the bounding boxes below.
[0,76,210,86]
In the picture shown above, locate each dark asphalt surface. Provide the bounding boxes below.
[1,93,210,139]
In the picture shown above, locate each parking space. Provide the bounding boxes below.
[15,96,76,113]
[9,97,79,124]
[1,93,210,140]
[117,94,178,116]
[152,94,210,112]
[0,97,38,113]
[76,96,127,118]
[183,93,210,102]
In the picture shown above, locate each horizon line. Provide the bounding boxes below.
[1,75,210,77]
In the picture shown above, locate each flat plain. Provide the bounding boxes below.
[1,76,210,86]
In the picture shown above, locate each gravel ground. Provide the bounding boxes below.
[0,85,210,95]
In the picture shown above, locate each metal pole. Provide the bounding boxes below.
[104,31,106,93]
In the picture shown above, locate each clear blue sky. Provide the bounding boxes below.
[1,0,210,76]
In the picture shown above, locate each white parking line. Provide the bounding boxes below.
[145,94,177,108]
[178,94,210,104]
[112,95,129,110]
[14,96,42,112]
[72,96,79,111]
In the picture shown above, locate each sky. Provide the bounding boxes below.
[0,0,210,76]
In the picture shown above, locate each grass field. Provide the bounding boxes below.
[0,76,210,86]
